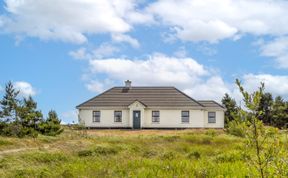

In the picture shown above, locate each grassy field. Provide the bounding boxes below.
[0,128,282,177]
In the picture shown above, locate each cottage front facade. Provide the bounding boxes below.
[77,81,225,129]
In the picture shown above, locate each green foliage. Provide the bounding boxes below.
[0,82,62,138]
[222,93,239,126]
[235,79,285,178]
[205,129,217,137]
[271,96,288,128]
[0,81,20,123]
[38,110,63,136]
[77,146,118,157]
[187,151,201,160]
[226,118,247,137]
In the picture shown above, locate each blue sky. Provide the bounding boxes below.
[0,0,288,123]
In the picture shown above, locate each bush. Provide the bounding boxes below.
[161,151,176,160]
[78,150,93,157]
[215,151,242,163]
[226,120,247,137]
[78,146,118,157]
[187,151,201,160]
[205,129,217,137]
[94,146,118,155]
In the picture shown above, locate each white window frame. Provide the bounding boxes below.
[92,111,100,122]
[114,111,122,122]
[152,111,160,123]
[181,111,190,123]
[208,112,216,123]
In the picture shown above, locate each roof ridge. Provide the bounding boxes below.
[198,100,225,109]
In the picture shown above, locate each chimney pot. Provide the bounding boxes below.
[125,80,131,88]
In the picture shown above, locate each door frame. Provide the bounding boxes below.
[133,110,141,129]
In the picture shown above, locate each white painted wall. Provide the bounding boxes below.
[79,109,130,128]
[143,109,205,128]
[78,108,224,128]
[204,111,225,128]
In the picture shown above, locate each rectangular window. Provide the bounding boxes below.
[181,111,189,123]
[152,111,160,123]
[114,111,122,122]
[93,111,100,122]
[208,112,216,123]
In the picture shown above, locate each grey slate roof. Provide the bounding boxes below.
[77,87,206,108]
[198,100,225,109]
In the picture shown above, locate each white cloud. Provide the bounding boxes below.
[111,33,140,48]
[240,74,288,98]
[259,37,288,68]
[0,0,151,44]
[14,81,36,97]
[148,0,288,43]
[69,44,119,60]
[86,53,231,102]
[183,76,230,102]
[69,48,90,60]
[93,44,120,58]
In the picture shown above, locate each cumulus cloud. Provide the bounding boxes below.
[69,43,119,60]
[85,53,231,102]
[111,33,140,48]
[148,0,288,43]
[14,81,36,97]
[69,48,90,60]
[93,44,120,58]
[0,0,151,44]
[259,37,288,68]
[240,74,288,98]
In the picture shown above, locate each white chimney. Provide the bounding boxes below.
[125,80,132,88]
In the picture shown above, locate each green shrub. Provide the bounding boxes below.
[24,152,68,163]
[202,136,213,144]
[161,151,176,160]
[187,151,201,160]
[94,146,118,155]
[205,129,217,137]
[142,150,158,158]
[226,120,247,137]
[163,135,180,142]
[0,139,12,146]
[78,150,93,157]
[215,151,242,163]
[61,170,74,178]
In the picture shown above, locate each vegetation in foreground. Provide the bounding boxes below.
[0,128,287,178]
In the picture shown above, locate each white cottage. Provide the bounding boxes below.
[77,81,225,129]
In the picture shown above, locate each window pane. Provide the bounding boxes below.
[181,111,189,123]
[208,112,216,117]
[152,111,160,122]
[208,112,216,123]
[152,111,159,117]
[182,117,189,123]
[114,111,122,122]
[182,111,189,117]
[93,111,100,122]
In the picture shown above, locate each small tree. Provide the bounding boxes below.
[39,110,63,136]
[17,96,43,137]
[0,81,20,123]
[236,79,282,178]
[271,96,288,128]
[257,92,273,125]
[221,93,239,126]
